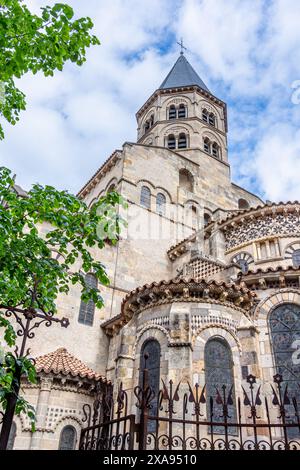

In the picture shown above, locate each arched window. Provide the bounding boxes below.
[204,137,211,154]
[78,273,97,326]
[7,421,16,450]
[59,425,77,450]
[212,142,219,158]
[107,184,116,194]
[169,105,176,120]
[149,114,154,127]
[269,303,300,438]
[204,213,211,226]
[238,198,250,210]
[179,169,193,192]
[139,339,161,432]
[167,134,176,150]
[292,250,300,267]
[205,338,236,434]
[178,104,186,118]
[140,186,151,209]
[144,121,150,133]
[231,252,254,274]
[202,109,209,123]
[178,133,187,149]
[156,193,166,215]
[209,113,216,126]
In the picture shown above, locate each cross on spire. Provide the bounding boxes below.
[177,38,187,55]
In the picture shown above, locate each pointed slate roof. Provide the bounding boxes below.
[35,347,107,382]
[159,54,210,92]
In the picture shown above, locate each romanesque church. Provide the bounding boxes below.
[8,53,300,450]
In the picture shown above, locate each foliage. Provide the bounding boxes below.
[0,167,125,428]
[0,0,100,138]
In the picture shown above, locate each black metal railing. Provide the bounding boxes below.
[79,362,300,451]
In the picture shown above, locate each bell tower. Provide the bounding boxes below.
[136,52,228,165]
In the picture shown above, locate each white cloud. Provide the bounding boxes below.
[1,0,300,202]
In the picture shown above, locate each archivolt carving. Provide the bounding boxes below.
[53,414,83,432]
[164,96,191,107]
[254,288,300,320]
[202,130,223,148]
[161,122,195,137]
[132,324,170,358]
[193,324,242,354]
[198,99,222,119]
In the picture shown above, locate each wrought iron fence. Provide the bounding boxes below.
[79,361,300,451]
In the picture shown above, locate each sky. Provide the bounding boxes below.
[1,0,300,201]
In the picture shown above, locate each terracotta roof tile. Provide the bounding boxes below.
[35,348,107,382]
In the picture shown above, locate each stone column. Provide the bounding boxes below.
[210,229,226,263]
[30,376,53,450]
[168,304,192,384]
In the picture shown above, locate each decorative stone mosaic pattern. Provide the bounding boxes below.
[224,212,300,250]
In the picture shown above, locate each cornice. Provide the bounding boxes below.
[215,201,300,230]
[77,150,122,198]
[102,278,256,337]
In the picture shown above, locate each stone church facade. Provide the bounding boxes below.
[9,54,300,449]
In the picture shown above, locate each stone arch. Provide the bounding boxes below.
[141,106,156,127]
[179,168,194,192]
[238,198,250,210]
[198,99,223,128]
[155,186,172,203]
[202,130,223,149]
[88,197,99,209]
[192,327,243,405]
[132,324,170,358]
[105,177,118,193]
[53,416,83,450]
[137,179,156,190]
[164,96,192,108]
[161,121,195,138]
[192,324,242,354]
[131,325,169,414]
[254,289,300,321]
[284,240,300,266]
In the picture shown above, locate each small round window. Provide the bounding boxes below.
[292,249,300,267]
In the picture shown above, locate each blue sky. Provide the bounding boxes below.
[1,0,300,201]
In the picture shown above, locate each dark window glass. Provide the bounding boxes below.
[204,213,211,226]
[292,250,300,267]
[139,340,161,433]
[167,134,176,149]
[178,104,186,118]
[209,113,215,126]
[238,199,250,210]
[156,193,166,215]
[140,186,151,209]
[237,259,249,274]
[78,273,97,326]
[178,133,187,149]
[59,425,77,450]
[204,138,211,153]
[205,338,236,434]
[269,303,300,438]
[169,106,176,119]
[202,109,209,123]
[212,143,219,158]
